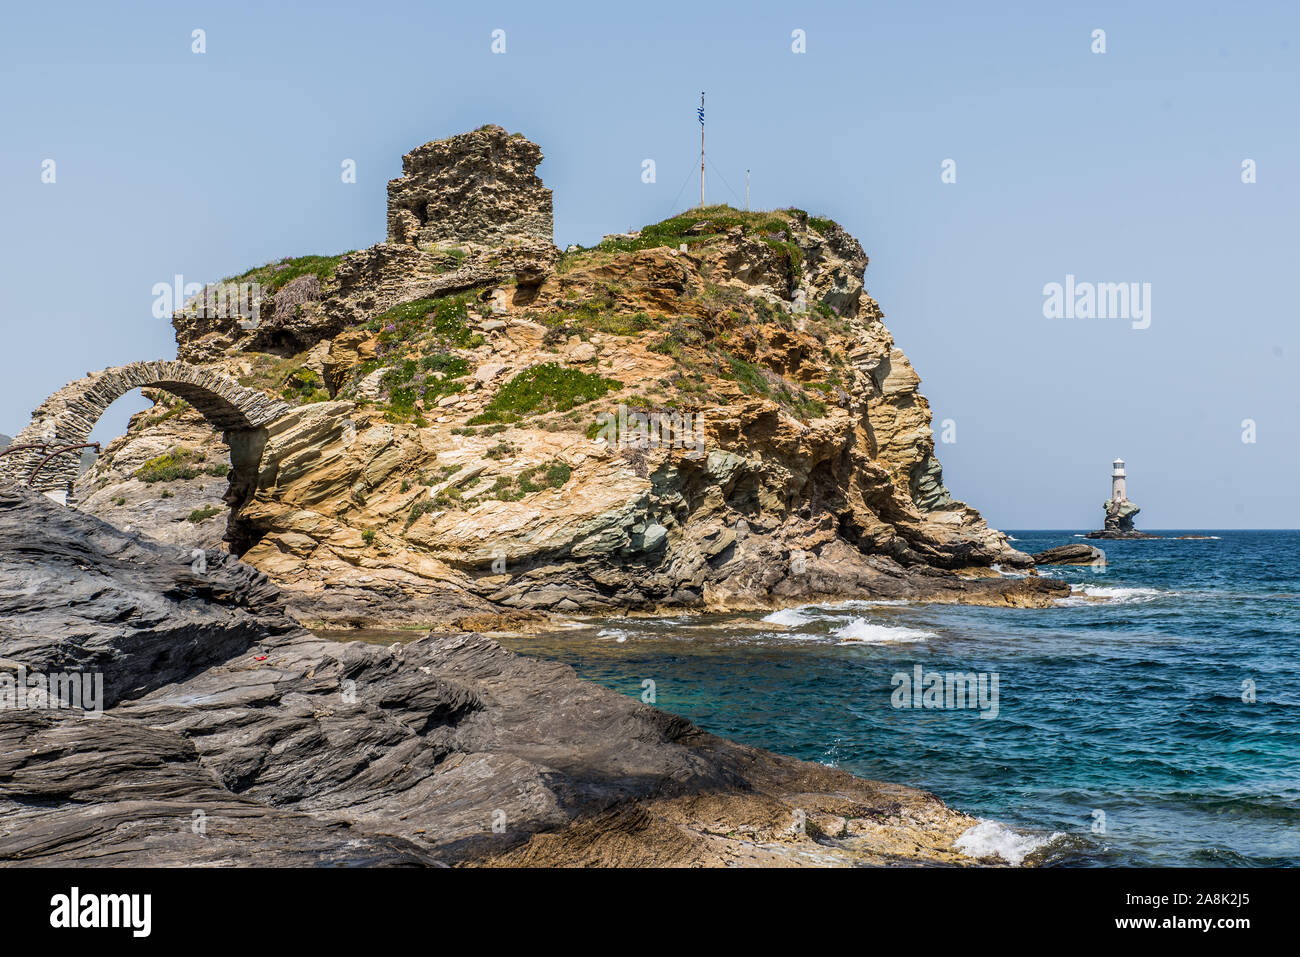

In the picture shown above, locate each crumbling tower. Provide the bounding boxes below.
[386,125,554,248]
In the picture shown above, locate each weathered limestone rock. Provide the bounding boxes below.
[1104,498,1140,532]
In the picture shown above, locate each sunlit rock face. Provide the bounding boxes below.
[70,128,1053,624]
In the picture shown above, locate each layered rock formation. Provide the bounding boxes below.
[0,485,996,867]
[68,127,1064,624]
[1086,499,1158,540]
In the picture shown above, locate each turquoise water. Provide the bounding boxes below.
[498,531,1300,866]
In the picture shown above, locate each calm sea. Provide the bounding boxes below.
[495,531,1300,866]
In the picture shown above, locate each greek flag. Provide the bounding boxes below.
[698,106,704,126]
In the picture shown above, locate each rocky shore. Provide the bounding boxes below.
[1031,543,1105,565]
[0,485,998,867]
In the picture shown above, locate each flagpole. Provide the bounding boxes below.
[699,91,705,208]
[746,169,750,211]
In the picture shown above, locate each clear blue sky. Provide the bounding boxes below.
[2,0,1296,528]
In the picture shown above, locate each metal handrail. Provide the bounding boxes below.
[0,442,101,486]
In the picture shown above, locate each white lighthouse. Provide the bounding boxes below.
[1111,458,1127,503]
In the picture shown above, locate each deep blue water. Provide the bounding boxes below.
[498,531,1300,866]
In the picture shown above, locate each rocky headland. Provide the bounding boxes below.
[0,127,1074,867]
[59,125,1064,627]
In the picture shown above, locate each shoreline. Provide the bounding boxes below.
[282,570,1072,633]
[0,484,1054,868]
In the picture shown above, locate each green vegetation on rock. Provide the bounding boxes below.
[226,254,349,295]
[135,448,201,483]
[584,205,799,256]
[366,292,485,350]
[138,397,190,429]
[281,367,331,404]
[346,292,486,422]
[404,497,441,531]
[469,363,621,425]
[532,292,653,340]
[187,505,223,523]
[490,461,573,501]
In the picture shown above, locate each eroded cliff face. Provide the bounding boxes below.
[78,128,1059,624]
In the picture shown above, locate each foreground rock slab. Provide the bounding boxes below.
[0,485,1003,867]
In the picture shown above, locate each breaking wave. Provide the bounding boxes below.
[760,608,813,627]
[1059,585,1163,605]
[832,618,936,644]
[954,819,1064,865]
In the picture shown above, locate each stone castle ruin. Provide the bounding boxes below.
[387,125,554,248]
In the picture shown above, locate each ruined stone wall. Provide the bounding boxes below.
[386,124,554,247]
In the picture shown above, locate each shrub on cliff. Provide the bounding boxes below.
[373,354,469,423]
[134,448,201,483]
[558,206,806,282]
[469,363,621,425]
[225,254,348,295]
[187,505,223,523]
[281,367,330,404]
[366,292,484,351]
[584,205,796,255]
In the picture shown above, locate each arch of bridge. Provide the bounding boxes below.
[2,360,291,493]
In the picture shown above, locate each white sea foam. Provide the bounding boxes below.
[595,629,630,643]
[1065,584,1162,604]
[954,819,1063,865]
[761,608,813,627]
[832,618,936,644]
[817,598,911,609]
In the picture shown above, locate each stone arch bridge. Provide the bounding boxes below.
[1,361,290,505]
